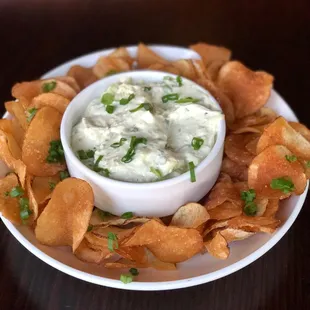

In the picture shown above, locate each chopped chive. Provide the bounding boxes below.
[120,274,133,284]
[176,97,200,103]
[8,186,24,198]
[243,202,258,216]
[285,155,297,162]
[121,136,147,163]
[46,140,64,163]
[93,155,103,172]
[86,150,95,158]
[4,191,9,197]
[42,81,57,93]
[188,161,196,182]
[101,93,115,105]
[121,211,133,219]
[27,108,37,122]
[87,224,93,232]
[270,177,295,194]
[49,182,56,190]
[144,87,152,91]
[191,137,204,150]
[98,210,112,220]
[307,161,310,168]
[107,232,118,252]
[129,268,139,276]
[60,170,70,181]
[19,197,31,220]
[176,75,183,86]
[150,167,162,178]
[77,150,88,160]
[106,105,115,114]
[111,138,127,148]
[129,103,152,113]
[120,94,135,105]
[241,189,256,204]
[162,93,179,103]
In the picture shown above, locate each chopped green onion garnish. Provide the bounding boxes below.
[120,94,135,105]
[129,268,139,276]
[46,140,65,163]
[19,197,31,220]
[106,105,115,114]
[8,186,24,198]
[188,161,196,182]
[121,211,133,219]
[105,70,117,76]
[78,149,95,160]
[243,202,257,216]
[98,210,112,220]
[306,161,310,168]
[86,150,95,158]
[27,108,37,122]
[191,137,204,150]
[93,155,103,172]
[285,155,297,162]
[129,103,152,113]
[60,170,70,181]
[121,136,147,163]
[241,189,257,216]
[107,232,118,252]
[87,224,93,232]
[4,191,9,197]
[241,189,256,204]
[176,97,200,103]
[111,138,127,148]
[270,177,295,194]
[162,93,179,103]
[49,182,56,190]
[176,76,183,86]
[101,93,115,105]
[144,87,152,91]
[120,274,133,284]
[150,167,162,178]
[42,81,56,93]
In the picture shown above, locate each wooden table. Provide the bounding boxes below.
[0,1,309,309]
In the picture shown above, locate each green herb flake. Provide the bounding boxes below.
[42,81,57,93]
[144,87,152,91]
[93,155,103,172]
[162,93,179,103]
[129,103,152,113]
[121,136,147,163]
[176,97,200,104]
[49,182,56,190]
[4,191,9,197]
[87,224,93,232]
[176,75,183,86]
[285,155,297,163]
[27,108,37,123]
[243,202,258,216]
[188,161,196,182]
[191,137,204,150]
[306,161,310,168]
[46,140,65,163]
[19,197,32,221]
[121,211,133,219]
[111,138,127,148]
[120,94,135,105]
[101,93,115,105]
[270,177,295,194]
[129,268,139,276]
[106,105,115,114]
[150,167,162,178]
[241,189,256,204]
[8,186,24,198]
[97,209,112,220]
[107,232,118,252]
[120,274,133,284]
[60,170,70,181]
[241,189,257,216]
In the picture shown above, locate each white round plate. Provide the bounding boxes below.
[0,45,308,291]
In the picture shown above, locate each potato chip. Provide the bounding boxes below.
[35,178,94,251]
[116,246,147,264]
[204,231,229,259]
[122,219,203,263]
[263,199,279,218]
[225,133,258,166]
[289,122,310,142]
[231,125,267,135]
[206,60,227,81]
[74,238,106,264]
[254,197,269,217]
[171,59,197,80]
[245,136,260,155]
[203,220,229,237]
[30,93,70,114]
[170,202,210,228]
[0,119,13,133]
[190,43,231,67]
[217,61,274,119]
[110,47,134,65]
[221,157,248,181]
[0,173,22,225]
[104,259,146,269]
[22,107,65,176]
[92,217,150,228]
[248,145,307,198]
[67,65,98,89]
[219,227,254,243]
[257,117,310,160]
[137,43,168,68]
[5,100,28,131]
[54,76,80,93]
[25,174,38,220]
[208,201,242,220]
[11,117,25,147]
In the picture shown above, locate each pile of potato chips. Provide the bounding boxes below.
[0,43,309,275]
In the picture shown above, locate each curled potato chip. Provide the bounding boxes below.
[263,199,279,218]
[248,145,307,198]
[31,93,70,114]
[170,202,210,228]
[122,219,203,263]
[203,220,229,237]
[54,76,80,93]
[5,100,28,131]
[217,61,274,119]
[257,117,310,160]
[137,43,168,68]
[0,173,22,225]
[67,65,98,89]
[74,238,106,264]
[208,201,242,220]
[22,107,65,176]
[219,227,254,243]
[35,178,94,251]
[204,231,229,259]
[25,174,39,220]
[221,157,248,181]
[225,133,258,166]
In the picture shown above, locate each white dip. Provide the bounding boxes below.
[71,76,223,182]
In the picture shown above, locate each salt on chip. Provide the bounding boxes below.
[257,117,310,160]
[248,145,307,198]
[22,106,65,176]
[137,43,168,68]
[35,178,94,252]
[217,61,274,119]
[31,93,70,114]
[204,231,229,259]
[67,65,98,89]
[170,202,210,229]
[221,157,248,181]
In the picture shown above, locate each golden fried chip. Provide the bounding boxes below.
[74,238,106,264]
[263,199,279,218]
[206,60,227,81]
[204,231,229,259]
[35,178,94,251]
[221,157,248,181]
[110,47,134,66]
[289,122,310,142]
[54,76,80,93]
[217,61,274,119]
[137,43,168,68]
[92,217,150,229]
[171,59,197,80]
[67,65,98,89]
[219,228,254,243]
[0,119,13,134]
[0,173,22,225]
[170,203,210,228]
[122,219,203,263]
[11,117,25,147]
[245,136,260,155]
[257,117,310,160]
[208,201,242,220]
[148,63,180,75]
[203,220,229,237]
[25,174,38,220]
[231,125,267,135]
[255,197,269,217]
[31,93,70,114]
[5,100,28,131]
[248,145,307,198]
[22,107,65,176]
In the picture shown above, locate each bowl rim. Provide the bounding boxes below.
[60,70,226,188]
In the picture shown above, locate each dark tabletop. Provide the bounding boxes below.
[1,1,310,309]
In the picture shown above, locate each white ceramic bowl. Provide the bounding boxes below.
[1,45,308,291]
[61,71,225,217]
